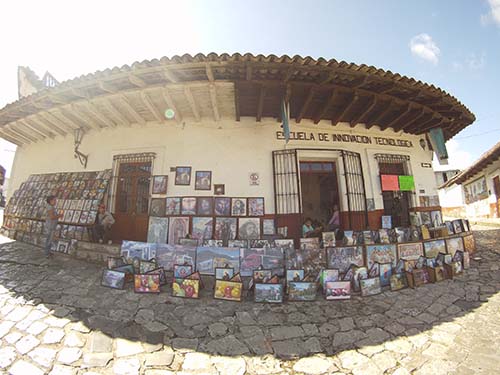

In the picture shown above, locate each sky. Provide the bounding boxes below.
[1,0,499,177]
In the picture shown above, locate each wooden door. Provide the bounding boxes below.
[112,162,151,242]
[493,176,500,218]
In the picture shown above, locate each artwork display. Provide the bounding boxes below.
[101,269,126,289]
[181,197,197,215]
[134,274,161,293]
[287,282,317,301]
[195,171,212,191]
[397,242,424,261]
[381,215,392,229]
[247,198,265,216]
[463,234,476,253]
[173,264,193,278]
[390,273,407,291]
[423,239,446,259]
[214,280,242,301]
[365,244,397,269]
[214,184,225,195]
[216,267,235,280]
[155,244,196,271]
[175,167,192,186]
[464,176,488,204]
[150,198,166,217]
[262,219,276,236]
[286,269,305,285]
[167,217,190,245]
[325,281,351,300]
[147,217,168,243]
[166,197,181,215]
[172,278,200,298]
[196,247,240,275]
[197,197,213,216]
[322,231,336,247]
[240,247,285,277]
[446,237,465,258]
[238,218,260,240]
[214,197,231,216]
[152,176,168,194]
[360,277,382,296]
[231,198,247,216]
[214,217,237,243]
[192,217,213,244]
[378,262,392,287]
[107,256,126,269]
[121,241,157,262]
[452,219,463,234]
[139,260,158,274]
[327,246,364,274]
[146,267,167,285]
[255,283,283,303]
[320,269,340,291]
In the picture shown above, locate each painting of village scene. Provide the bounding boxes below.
[192,217,213,244]
[254,283,283,303]
[423,239,446,259]
[397,242,424,261]
[121,241,157,262]
[155,244,196,271]
[196,247,240,275]
[327,246,364,273]
[287,282,317,301]
[360,277,382,296]
[365,244,397,269]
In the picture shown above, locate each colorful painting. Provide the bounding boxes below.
[255,283,283,303]
[378,262,392,287]
[192,217,213,244]
[214,280,242,301]
[423,239,446,259]
[139,260,158,274]
[195,247,240,275]
[365,244,397,269]
[175,166,192,186]
[121,241,157,262]
[288,282,317,301]
[134,274,161,293]
[147,217,168,243]
[195,171,212,191]
[325,281,351,300]
[101,269,125,289]
[152,175,168,194]
[322,231,336,247]
[238,218,260,240]
[216,267,235,280]
[320,269,340,291]
[167,217,190,245]
[214,197,231,216]
[446,237,464,258]
[360,277,382,296]
[397,242,424,261]
[247,197,265,216]
[326,246,364,274]
[166,197,181,215]
[286,269,305,285]
[172,278,199,298]
[173,264,193,278]
[155,244,196,271]
[390,273,407,291]
[181,197,197,215]
[240,247,285,277]
[214,217,237,243]
[231,198,247,216]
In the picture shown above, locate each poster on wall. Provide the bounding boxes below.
[464,177,488,204]
[381,175,399,191]
[398,176,415,191]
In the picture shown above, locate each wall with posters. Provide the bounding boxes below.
[8,117,437,216]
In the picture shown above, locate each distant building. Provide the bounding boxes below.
[441,140,500,218]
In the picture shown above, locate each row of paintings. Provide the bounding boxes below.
[147,216,276,245]
[153,170,216,192]
[6,218,92,242]
[151,197,265,217]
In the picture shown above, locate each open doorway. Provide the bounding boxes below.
[300,161,340,227]
[379,161,411,227]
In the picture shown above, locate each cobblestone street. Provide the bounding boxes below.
[0,228,499,375]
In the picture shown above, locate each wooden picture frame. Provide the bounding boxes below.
[166,197,181,215]
[360,277,382,296]
[325,281,351,300]
[181,197,197,215]
[196,197,214,216]
[101,269,126,289]
[173,264,193,279]
[247,197,265,216]
[254,283,284,303]
[214,184,225,195]
[287,281,317,301]
[175,166,192,186]
[214,280,242,301]
[150,198,166,217]
[134,274,161,293]
[214,197,231,216]
[231,198,247,217]
[152,175,168,194]
[215,267,235,281]
[195,171,212,191]
[172,278,200,299]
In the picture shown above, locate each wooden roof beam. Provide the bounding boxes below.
[183,87,200,122]
[4,125,37,143]
[366,100,394,129]
[31,114,67,136]
[384,104,412,131]
[314,89,337,124]
[296,87,315,123]
[205,63,215,82]
[283,67,297,82]
[333,93,359,126]
[246,63,253,81]
[18,119,52,139]
[101,98,131,126]
[349,96,377,126]
[234,83,240,122]
[44,111,80,132]
[415,118,446,134]
[119,94,146,125]
[141,91,163,122]
[98,80,117,94]
[23,117,57,138]
[0,129,24,146]
[70,104,102,130]
[162,68,178,83]
[399,109,430,131]
[256,86,266,122]
[129,74,147,88]
[83,101,117,128]
[14,121,46,141]
[56,109,90,131]
[209,84,220,122]
[161,87,182,123]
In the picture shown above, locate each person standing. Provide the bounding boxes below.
[328,204,341,232]
[45,195,62,258]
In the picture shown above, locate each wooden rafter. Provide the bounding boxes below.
[183,87,200,122]
[119,94,146,125]
[349,96,376,126]
[415,117,445,134]
[205,63,215,82]
[330,92,357,125]
[70,87,88,99]
[18,119,52,139]
[141,91,163,122]
[283,67,297,82]
[234,83,240,122]
[24,117,57,138]
[56,109,88,130]
[383,104,412,131]
[101,98,131,126]
[209,84,220,122]
[256,86,266,122]
[44,111,79,132]
[246,63,253,81]
[98,81,117,94]
[161,87,182,123]
[129,74,147,88]
[314,89,337,124]
[34,113,68,136]
[83,101,116,128]
[296,87,315,123]
[4,125,37,143]
[14,121,45,141]
[70,104,101,130]
[0,129,23,145]
[399,109,429,131]
[366,100,394,129]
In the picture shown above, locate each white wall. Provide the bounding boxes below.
[8,117,436,214]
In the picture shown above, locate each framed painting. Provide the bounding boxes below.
[322,231,336,247]
[172,278,199,299]
[214,197,231,216]
[287,282,317,301]
[203,239,224,247]
[247,197,265,216]
[107,256,126,269]
[147,217,169,244]
[445,236,464,258]
[155,244,196,271]
[423,239,446,259]
[325,281,351,300]
[181,197,197,215]
[378,262,392,287]
[262,219,276,236]
[133,274,161,293]
[167,217,190,245]
[390,273,408,291]
[462,234,475,253]
[326,246,364,274]
[397,242,424,261]
[150,198,166,217]
[152,175,168,194]
[101,269,126,289]
[255,283,283,303]
[166,197,181,215]
[121,241,157,261]
[365,244,397,269]
[139,260,158,274]
[173,264,193,278]
[195,246,240,275]
[179,238,200,247]
[175,167,192,186]
[195,171,212,191]
[231,198,247,216]
[214,217,237,242]
[146,267,167,285]
[320,269,340,291]
[360,277,382,296]
[214,184,225,195]
[214,280,242,301]
[253,269,273,283]
[192,217,213,244]
[238,218,260,240]
[215,267,235,280]
[196,197,213,216]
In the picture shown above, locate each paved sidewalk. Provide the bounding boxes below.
[0,229,499,375]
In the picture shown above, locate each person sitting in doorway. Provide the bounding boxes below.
[327,204,341,232]
[92,204,115,244]
[302,218,323,238]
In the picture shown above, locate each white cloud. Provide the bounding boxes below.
[482,0,500,26]
[409,33,440,65]
[432,139,473,172]
[466,53,486,70]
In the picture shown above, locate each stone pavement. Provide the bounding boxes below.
[0,229,499,375]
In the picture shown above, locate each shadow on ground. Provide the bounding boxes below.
[0,229,499,373]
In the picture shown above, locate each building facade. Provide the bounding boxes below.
[0,54,476,243]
